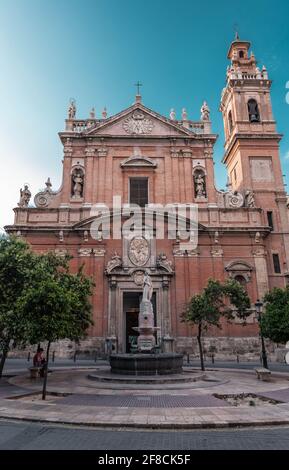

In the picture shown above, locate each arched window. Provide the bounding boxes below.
[239,51,244,59]
[234,274,247,287]
[248,99,260,122]
[228,111,233,134]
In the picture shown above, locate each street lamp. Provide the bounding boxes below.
[255,299,268,369]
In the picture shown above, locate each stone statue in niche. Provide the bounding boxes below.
[71,168,84,198]
[245,190,255,208]
[194,172,206,198]
[68,100,76,120]
[18,185,31,207]
[200,101,210,121]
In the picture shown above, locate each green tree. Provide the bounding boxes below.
[260,287,289,344]
[0,236,36,377]
[18,252,94,399]
[182,278,250,370]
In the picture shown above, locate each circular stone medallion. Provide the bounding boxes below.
[129,236,150,266]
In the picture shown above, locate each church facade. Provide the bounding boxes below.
[6,36,289,359]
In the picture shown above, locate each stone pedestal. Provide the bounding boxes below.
[135,300,158,352]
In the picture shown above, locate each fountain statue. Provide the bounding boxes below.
[133,271,160,352]
[108,271,183,376]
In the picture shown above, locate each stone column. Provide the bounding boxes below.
[252,246,269,299]
[107,278,118,352]
[161,277,174,352]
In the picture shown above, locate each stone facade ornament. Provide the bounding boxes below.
[54,248,67,257]
[252,247,267,257]
[106,252,122,274]
[59,230,64,242]
[84,230,89,242]
[93,247,106,257]
[18,185,31,207]
[227,190,244,208]
[133,270,145,286]
[156,253,174,273]
[200,101,210,121]
[173,247,199,257]
[255,231,261,244]
[211,247,224,257]
[245,190,255,208]
[128,236,150,266]
[34,178,56,208]
[78,248,92,257]
[122,110,154,135]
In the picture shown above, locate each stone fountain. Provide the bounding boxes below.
[109,271,183,376]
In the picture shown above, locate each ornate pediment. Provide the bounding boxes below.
[120,155,157,169]
[85,103,193,138]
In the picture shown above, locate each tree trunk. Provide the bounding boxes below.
[0,340,10,379]
[197,323,205,371]
[42,341,51,400]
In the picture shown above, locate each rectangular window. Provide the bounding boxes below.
[129,178,148,207]
[273,253,281,274]
[267,211,274,230]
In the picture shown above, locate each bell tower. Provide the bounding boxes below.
[220,34,284,199]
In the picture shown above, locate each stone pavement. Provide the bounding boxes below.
[1,367,289,429]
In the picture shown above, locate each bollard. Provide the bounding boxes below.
[73,352,77,363]
[52,351,55,363]
[212,353,215,364]
[27,352,30,362]
[187,353,190,365]
[237,354,239,363]
[94,351,98,362]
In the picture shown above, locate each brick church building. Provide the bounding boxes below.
[6,36,289,358]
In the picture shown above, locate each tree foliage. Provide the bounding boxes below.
[0,236,37,374]
[0,236,94,389]
[260,287,289,344]
[182,278,251,370]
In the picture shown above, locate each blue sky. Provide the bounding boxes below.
[0,0,289,227]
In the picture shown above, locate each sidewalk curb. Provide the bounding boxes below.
[1,414,289,430]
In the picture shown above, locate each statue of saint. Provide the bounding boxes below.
[195,173,206,197]
[200,101,210,121]
[142,271,153,302]
[72,170,83,197]
[169,108,176,120]
[18,185,31,207]
[68,100,76,120]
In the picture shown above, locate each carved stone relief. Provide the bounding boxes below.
[128,236,150,266]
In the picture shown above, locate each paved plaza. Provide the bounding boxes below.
[1,362,289,432]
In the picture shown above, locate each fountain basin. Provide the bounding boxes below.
[109,353,183,375]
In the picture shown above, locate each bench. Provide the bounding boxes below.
[255,367,271,381]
